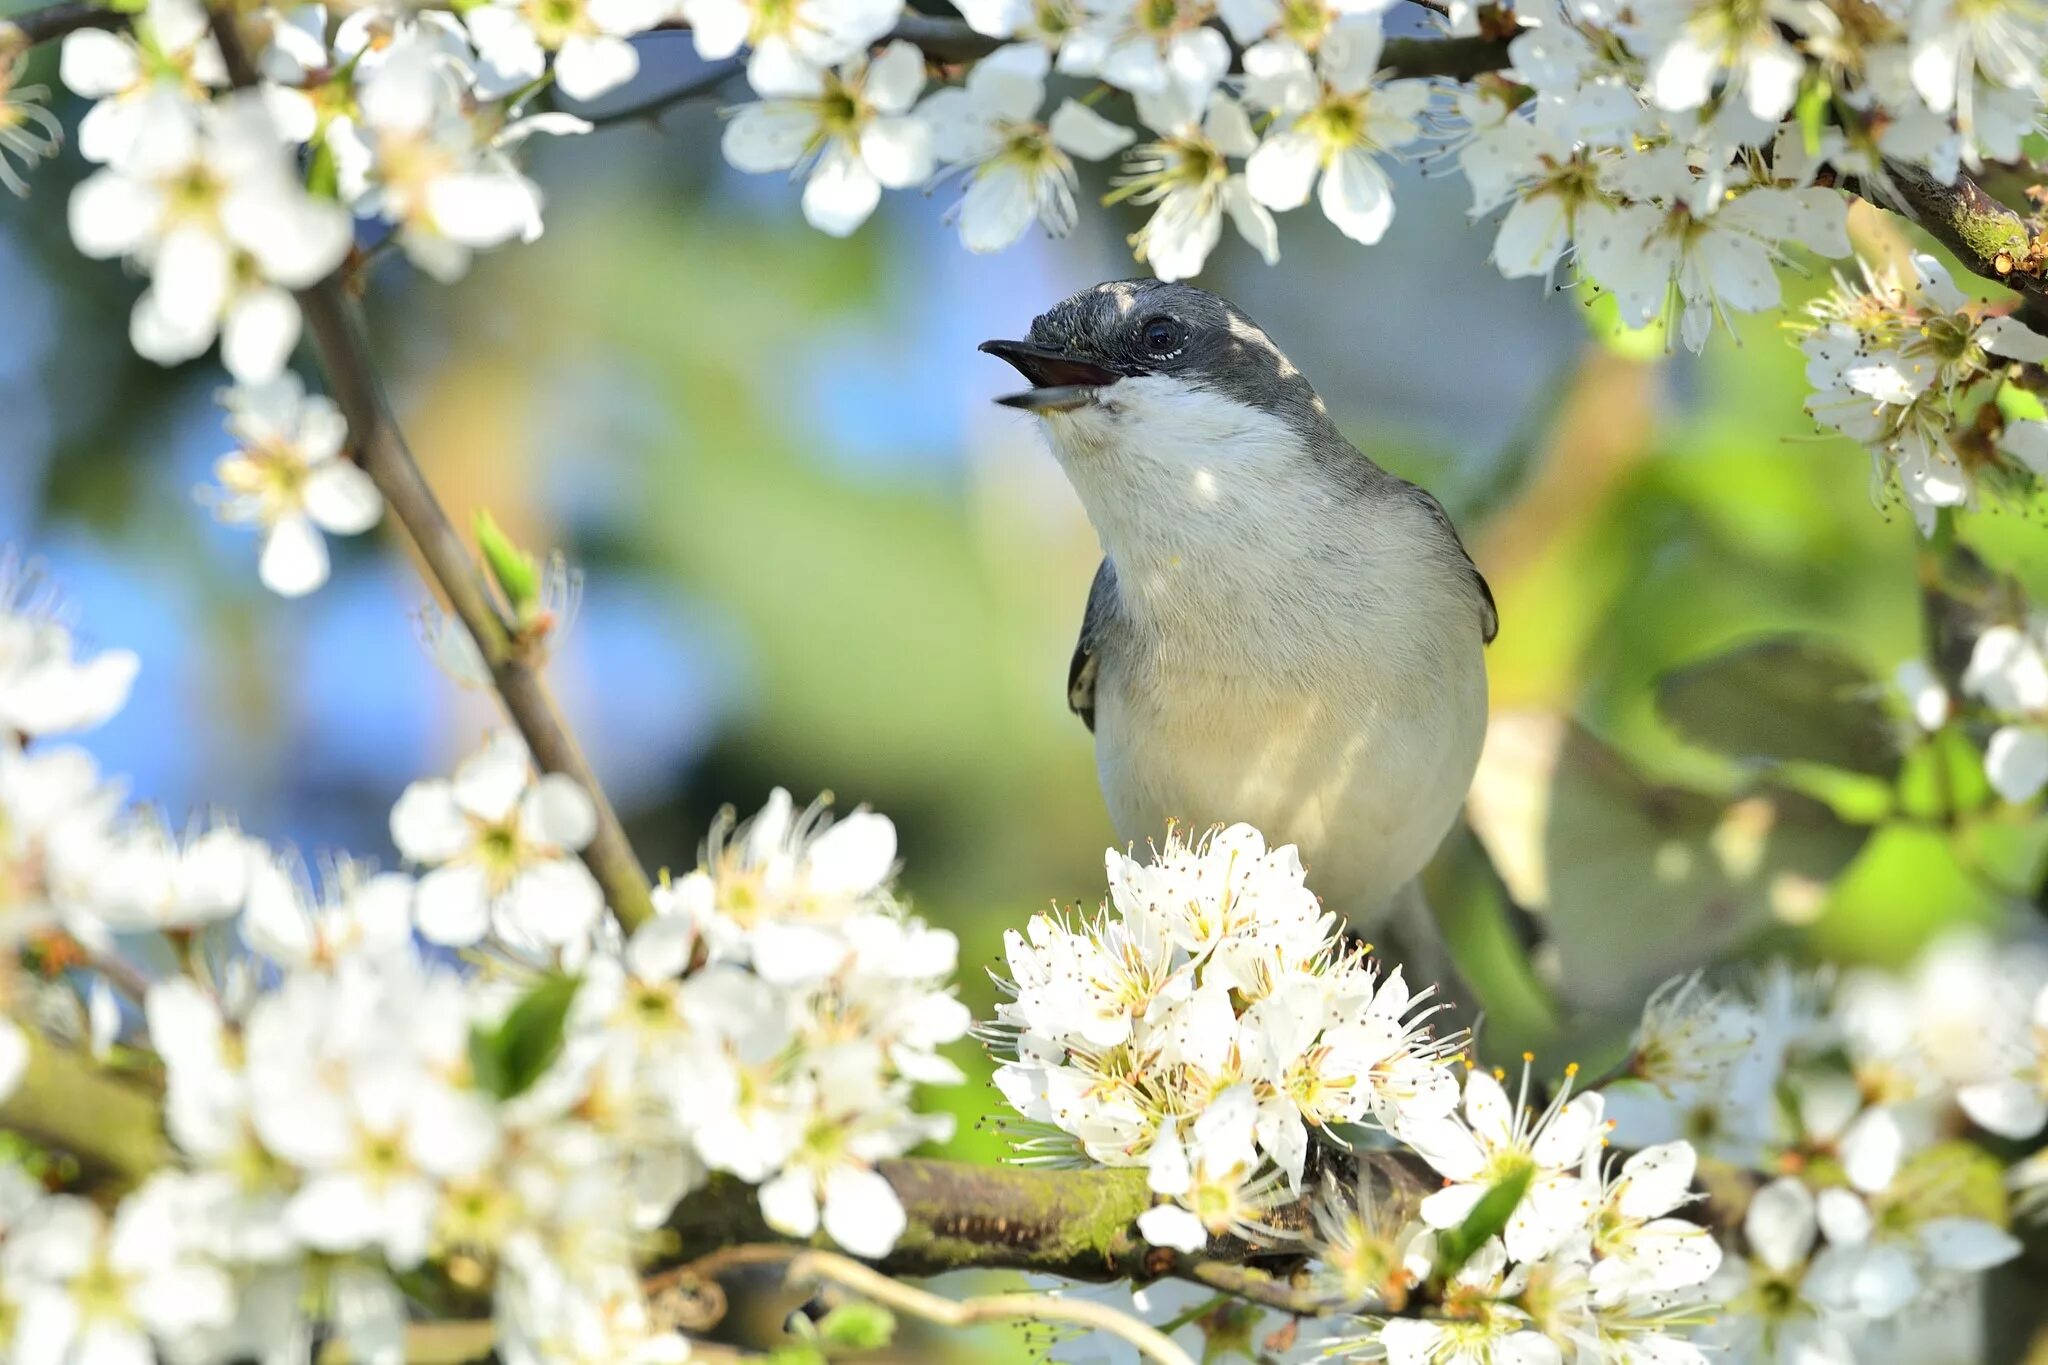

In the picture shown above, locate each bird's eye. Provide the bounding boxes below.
[1140,316,1185,356]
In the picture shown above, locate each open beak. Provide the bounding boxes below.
[979,340,1120,412]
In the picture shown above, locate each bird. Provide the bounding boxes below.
[980,280,1496,963]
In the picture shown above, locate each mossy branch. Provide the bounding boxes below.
[0,1033,167,1188]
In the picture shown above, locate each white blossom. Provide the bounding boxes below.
[204,375,382,598]
[390,732,604,951]
[922,44,1134,252]
[1114,88,1277,282]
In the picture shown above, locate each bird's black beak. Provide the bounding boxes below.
[979,340,1120,412]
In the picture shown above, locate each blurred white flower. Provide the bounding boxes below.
[0,53,63,197]
[205,375,382,598]
[1061,0,1230,100]
[1584,1142,1721,1301]
[1115,88,1276,282]
[1637,0,1825,121]
[5,1180,236,1365]
[465,0,669,102]
[57,0,225,164]
[90,821,268,934]
[662,786,899,982]
[241,860,416,971]
[67,91,352,381]
[1403,1065,1606,1263]
[390,732,604,951]
[1137,1085,1279,1250]
[330,32,566,281]
[922,44,1133,252]
[721,40,934,238]
[681,0,901,95]
[0,597,137,740]
[1241,23,1429,245]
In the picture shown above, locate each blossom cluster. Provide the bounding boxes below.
[11,0,2048,539]
[1798,253,2048,535]
[990,824,1727,1363]
[0,570,968,1360]
[1600,943,2041,1363]
[16,0,2041,322]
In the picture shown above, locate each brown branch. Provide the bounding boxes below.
[1879,158,2045,299]
[209,10,658,932]
[0,0,120,46]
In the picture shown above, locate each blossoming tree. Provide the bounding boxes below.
[2,0,2048,1359]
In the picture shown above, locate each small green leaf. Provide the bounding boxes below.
[475,510,541,617]
[814,1302,897,1351]
[1432,1165,1532,1282]
[1795,76,1831,157]
[105,0,150,13]
[468,973,580,1100]
[306,137,340,201]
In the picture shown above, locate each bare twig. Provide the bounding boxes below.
[566,54,745,128]
[209,8,658,932]
[788,1248,1201,1365]
[0,0,119,46]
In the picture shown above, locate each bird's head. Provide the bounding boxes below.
[978,280,1342,466]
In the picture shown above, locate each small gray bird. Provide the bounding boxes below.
[981,280,1496,947]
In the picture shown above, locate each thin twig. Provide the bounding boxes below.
[787,1248,1201,1365]
[1181,1260,1357,1317]
[209,8,658,931]
[0,0,120,46]
[565,54,745,129]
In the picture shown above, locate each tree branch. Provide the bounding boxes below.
[1878,158,2045,299]
[0,1032,168,1187]
[210,10,659,932]
[0,0,119,47]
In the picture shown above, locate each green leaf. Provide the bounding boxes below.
[814,1302,897,1351]
[1656,636,1900,778]
[468,973,580,1100]
[306,137,340,201]
[475,510,541,617]
[1795,75,1831,157]
[1432,1165,1532,1282]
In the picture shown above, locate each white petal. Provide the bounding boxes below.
[301,461,381,537]
[721,101,817,173]
[413,864,492,946]
[1136,1203,1207,1252]
[1979,316,2048,364]
[68,170,160,259]
[863,40,927,115]
[957,163,1038,253]
[453,737,531,823]
[390,782,472,863]
[1917,1217,2021,1271]
[1647,34,1718,112]
[1318,146,1395,245]
[1985,727,2048,804]
[802,142,883,236]
[221,287,302,384]
[0,1021,26,1105]
[1746,1176,1816,1274]
[1244,129,1319,211]
[1048,100,1135,160]
[60,29,143,98]
[1223,178,1279,266]
[860,115,935,190]
[150,227,234,332]
[555,34,641,101]
[757,1169,820,1238]
[821,1165,907,1256]
[259,517,330,597]
[521,774,599,851]
[501,859,604,948]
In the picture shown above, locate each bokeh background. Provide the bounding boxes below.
[5,9,2047,1187]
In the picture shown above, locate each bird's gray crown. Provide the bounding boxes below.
[1021,281,1341,440]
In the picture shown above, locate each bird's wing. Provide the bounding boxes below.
[1409,488,1499,645]
[1068,558,1120,732]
